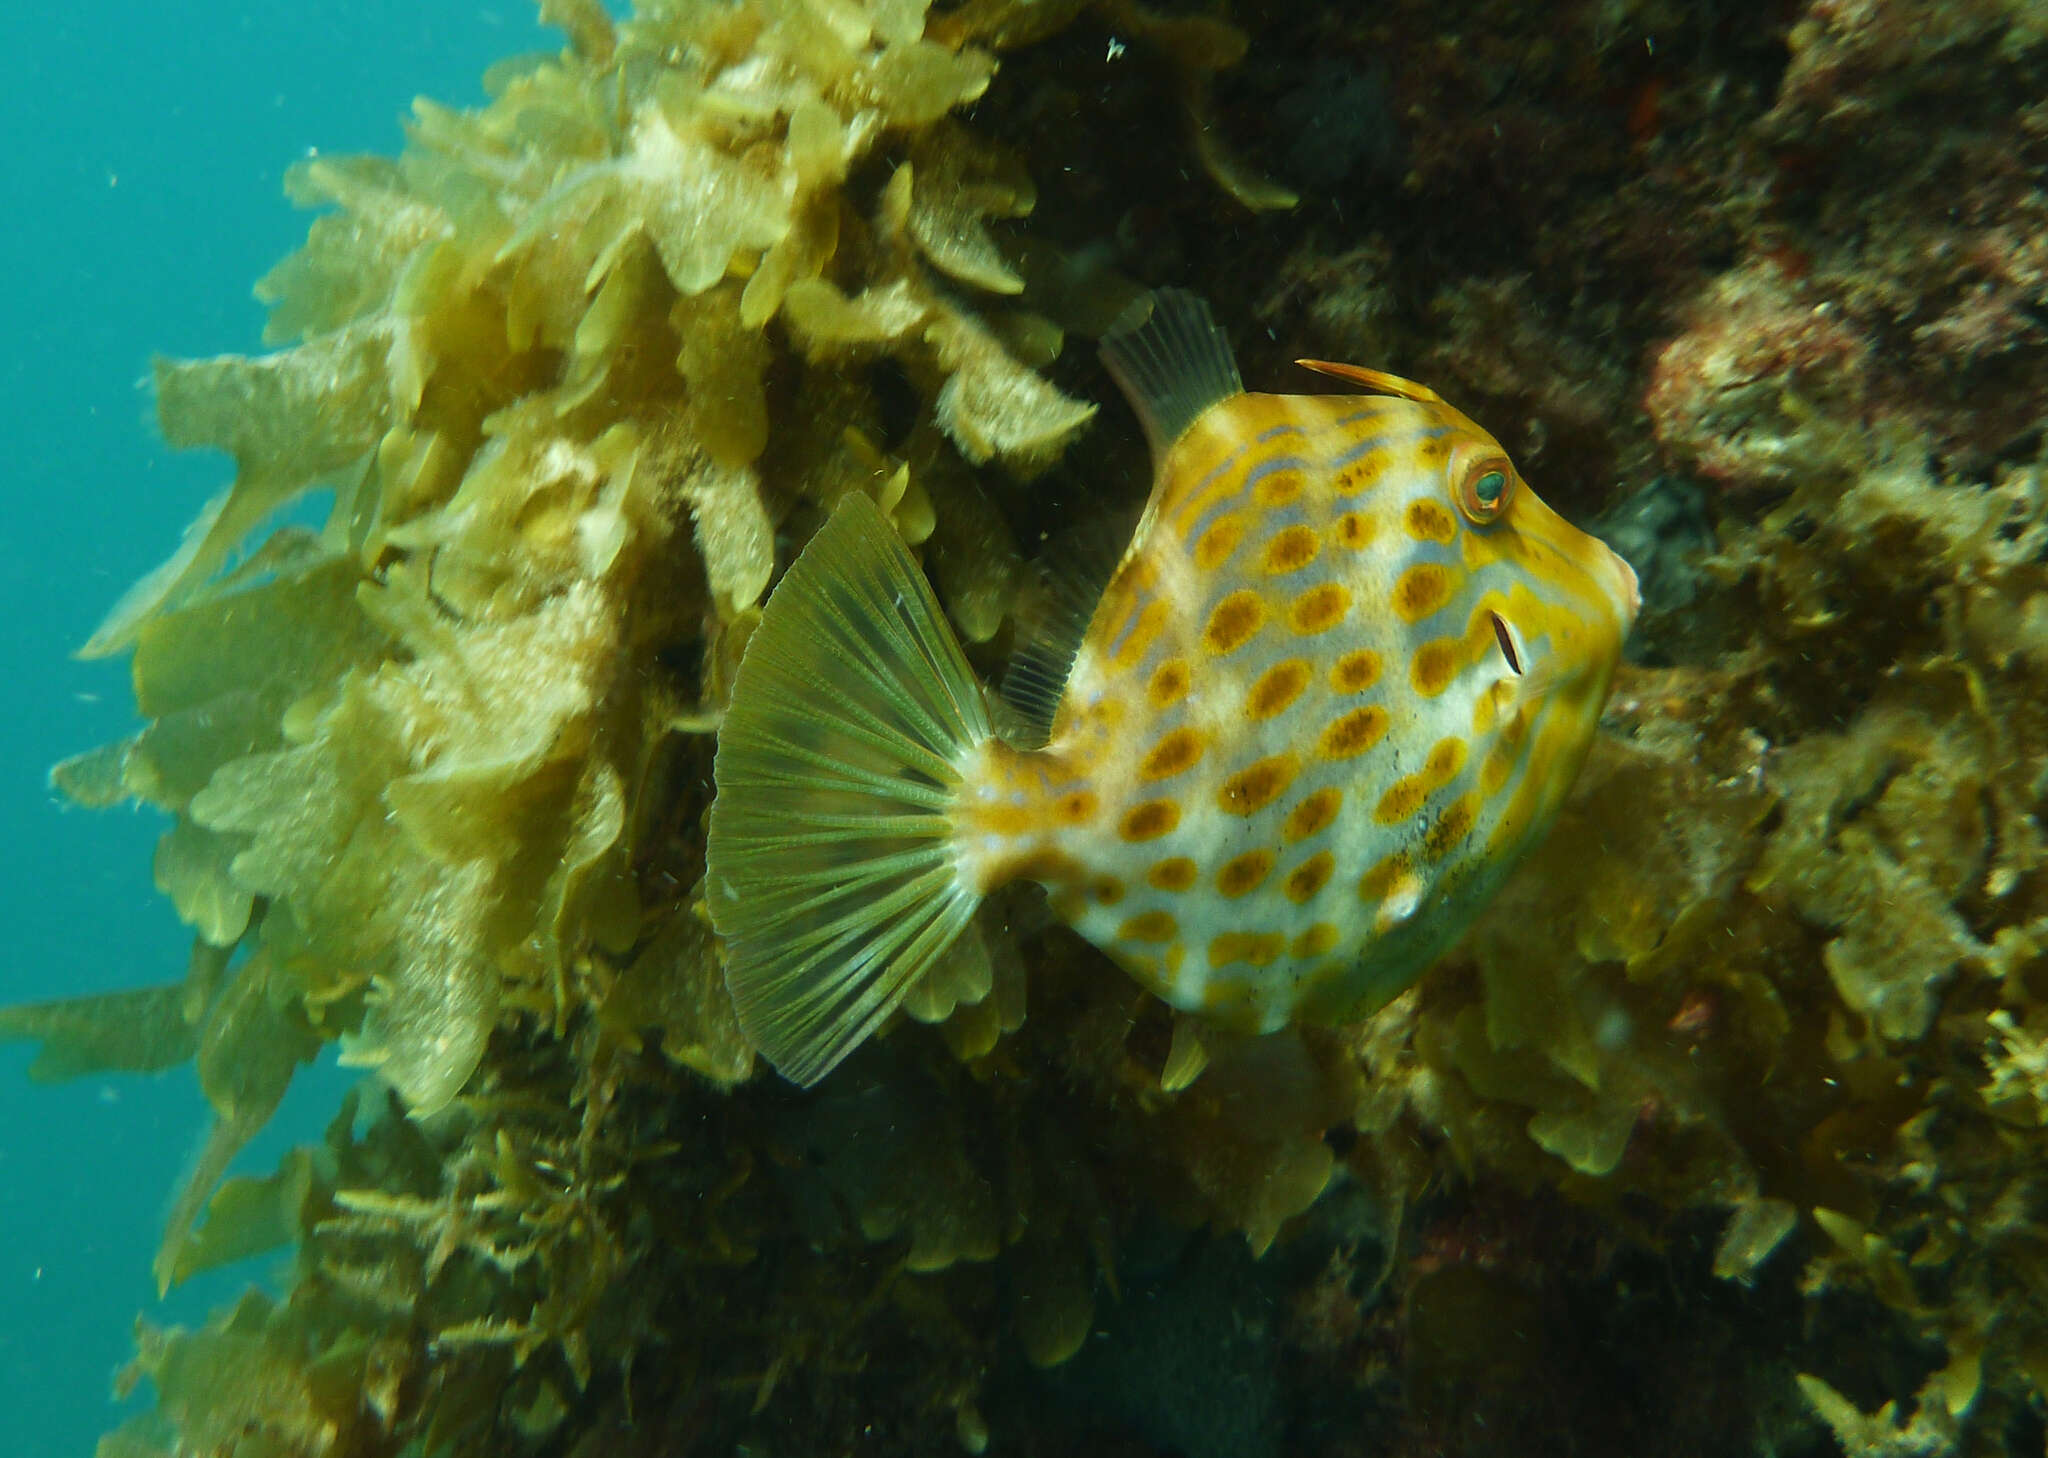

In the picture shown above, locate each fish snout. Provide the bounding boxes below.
[1611,548,1642,623]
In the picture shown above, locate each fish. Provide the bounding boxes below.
[706,289,1640,1085]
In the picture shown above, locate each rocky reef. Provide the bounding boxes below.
[14,0,2048,1455]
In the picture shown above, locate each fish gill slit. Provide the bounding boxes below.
[1490,611,1524,675]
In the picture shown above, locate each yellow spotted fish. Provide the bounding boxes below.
[707,290,1639,1084]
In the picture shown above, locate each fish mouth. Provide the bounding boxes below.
[1611,549,1642,623]
[1564,523,1643,631]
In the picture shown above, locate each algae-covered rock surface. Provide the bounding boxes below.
[16,1,2048,1455]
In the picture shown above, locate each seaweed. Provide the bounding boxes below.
[22,0,2048,1454]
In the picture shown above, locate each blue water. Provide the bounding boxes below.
[0,7,559,1452]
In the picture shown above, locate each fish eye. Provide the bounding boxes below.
[1452,447,1515,524]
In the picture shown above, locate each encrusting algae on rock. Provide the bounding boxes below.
[19,0,2048,1455]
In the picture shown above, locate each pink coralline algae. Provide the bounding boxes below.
[1645,0,2048,494]
[1644,255,1869,491]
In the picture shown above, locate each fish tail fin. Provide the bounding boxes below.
[706,492,994,1085]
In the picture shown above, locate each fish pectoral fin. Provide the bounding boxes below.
[1510,654,1571,707]
[706,493,990,1086]
[1100,288,1243,464]
[1293,359,1446,405]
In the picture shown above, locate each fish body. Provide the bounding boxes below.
[707,291,1638,1083]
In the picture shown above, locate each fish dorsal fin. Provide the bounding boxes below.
[1294,359,1446,404]
[1100,289,1243,465]
[1000,506,1136,747]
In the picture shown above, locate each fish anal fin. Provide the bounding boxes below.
[1100,289,1243,465]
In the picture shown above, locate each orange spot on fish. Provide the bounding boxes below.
[1219,753,1299,815]
[1246,660,1311,720]
[1140,727,1207,781]
[1333,511,1376,549]
[1111,599,1171,669]
[1119,909,1179,943]
[1148,857,1198,892]
[1410,639,1458,696]
[1425,737,1467,786]
[966,802,1037,836]
[1481,743,1516,797]
[1056,789,1099,825]
[1209,930,1285,968]
[1393,563,1454,621]
[1375,772,1429,824]
[1332,449,1389,494]
[1405,499,1457,544]
[1288,582,1351,635]
[1149,658,1191,708]
[1193,512,1246,571]
[1095,589,1140,658]
[1283,786,1343,842]
[1283,851,1335,903]
[1357,850,1413,901]
[1260,524,1320,576]
[1319,705,1389,760]
[1422,793,1478,860]
[1121,948,1162,978]
[1203,590,1266,655]
[1472,677,1512,736]
[1121,799,1181,842]
[1291,922,1340,958]
[1329,648,1382,694]
[1254,469,1307,508]
[1216,848,1275,898]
